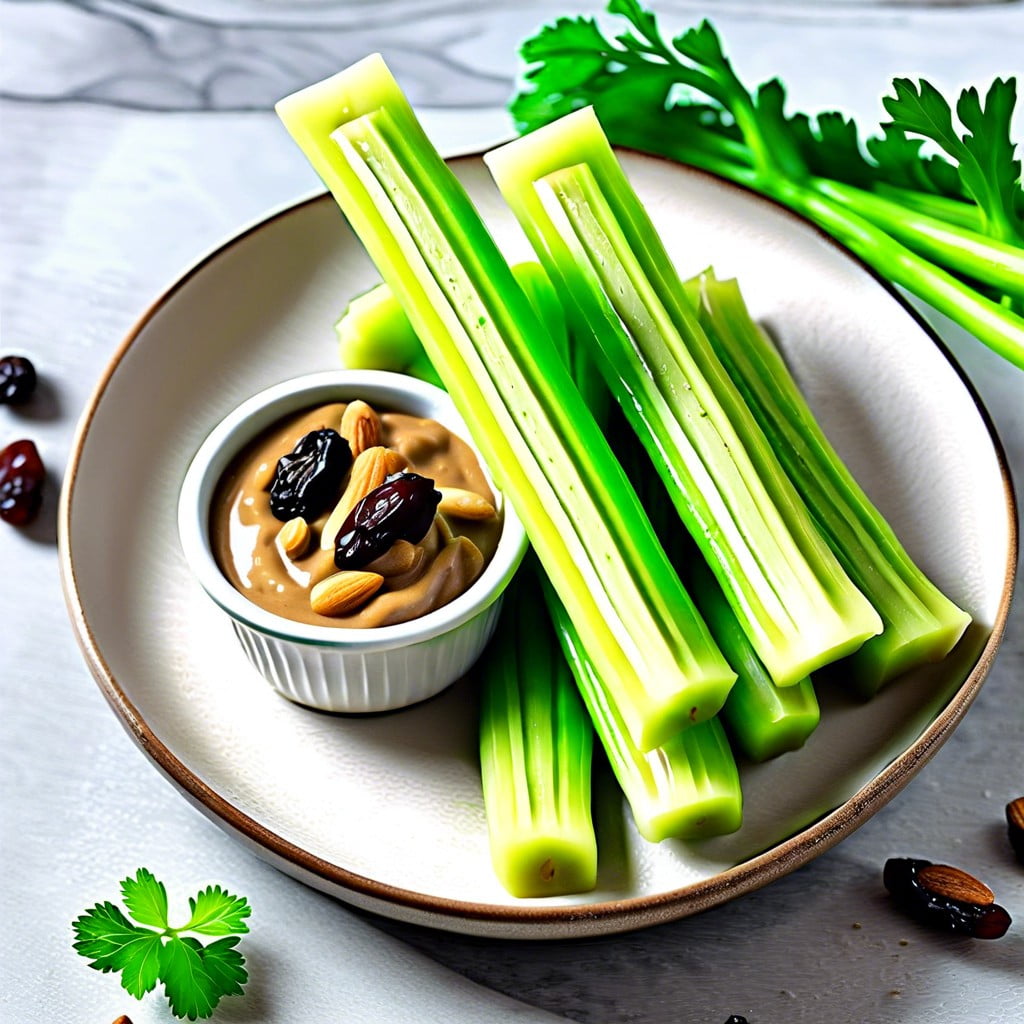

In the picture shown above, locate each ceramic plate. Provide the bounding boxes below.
[59,152,1016,939]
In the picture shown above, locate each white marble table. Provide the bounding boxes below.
[2,2,1022,1022]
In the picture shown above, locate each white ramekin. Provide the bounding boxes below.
[178,370,528,713]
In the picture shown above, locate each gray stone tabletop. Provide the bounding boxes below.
[1,2,1021,1022]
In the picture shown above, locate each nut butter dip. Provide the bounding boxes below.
[211,399,503,628]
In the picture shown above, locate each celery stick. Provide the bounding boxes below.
[276,58,735,750]
[541,576,742,843]
[690,271,972,694]
[479,572,597,898]
[335,281,426,374]
[689,557,819,761]
[486,108,882,688]
[335,261,567,385]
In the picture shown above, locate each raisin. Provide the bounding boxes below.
[334,472,440,569]
[883,858,1011,939]
[269,428,351,522]
[0,438,45,525]
[0,355,37,405]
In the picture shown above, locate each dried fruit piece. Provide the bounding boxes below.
[310,569,384,616]
[276,517,311,560]
[1006,797,1024,863]
[334,472,441,569]
[884,858,1011,939]
[437,486,497,520]
[340,399,382,456]
[0,438,45,525]
[269,428,351,522]
[0,355,37,405]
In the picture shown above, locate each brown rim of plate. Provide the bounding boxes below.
[57,152,1019,937]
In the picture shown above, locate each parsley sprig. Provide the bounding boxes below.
[72,868,251,1020]
[512,0,1024,368]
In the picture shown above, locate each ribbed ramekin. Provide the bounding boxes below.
[178,370,528,713]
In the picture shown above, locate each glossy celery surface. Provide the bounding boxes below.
[542,577,742,843]
[335,261,565,388]
[689,558,820,761]
[690,272,972,695]
[478,574,598,898]
[486,108,882,689]
[276,58,735,750]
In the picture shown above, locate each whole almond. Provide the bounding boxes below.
[366,539,422,577]
[320,446,393,550]
[276,516,311,560]
[917,863,994,906]
[309,570,384,616]
[437,486,496,521]
[340,399,382,457]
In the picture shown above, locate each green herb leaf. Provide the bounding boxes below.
[121,867,169,929]
[510,1,1024,366]
[72,870,250,1019]
[184,884,252,936]
[160,935,221,1021]
[72,901,162,994]
[883,76,1024,243]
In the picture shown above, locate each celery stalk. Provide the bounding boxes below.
[276,58,735,750]
[485,108,882,688]
[689,271,972,694]
[335,261,567,386]
[541,576,742,843]
[689,558,820,761]
[478,573,597,897]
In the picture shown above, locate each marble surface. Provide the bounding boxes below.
[1,1,1022,1022]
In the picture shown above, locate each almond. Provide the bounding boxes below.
[917,863,994,907]
[340,399,382,457]
[1007,796,1024,832]
[365,539,423,577]
[276,516,311,560]
[309,570,384,616]
[437,486,496,521]
[319,446,399,551]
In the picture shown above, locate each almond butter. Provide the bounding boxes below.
[276,516,311,560]
[340,399,382,457]
[309,570,384,616]
[437,486,497,521]
[917,863,994,906]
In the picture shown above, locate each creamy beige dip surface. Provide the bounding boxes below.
[211,400,502,628]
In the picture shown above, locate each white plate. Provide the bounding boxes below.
[59,153,1016,939]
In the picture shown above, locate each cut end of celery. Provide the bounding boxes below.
[841,603,973,698]
[488,834,598,899]
[628,719,743,843]
[762,623,880,689]
[722,682,820,763]
[634,670,737,753]
[637,792,743,844]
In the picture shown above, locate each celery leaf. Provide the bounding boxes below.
[883,77,1023,243]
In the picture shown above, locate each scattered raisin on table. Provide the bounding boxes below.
[269,427,352,521]
[335,472,440,569]
[0,355,38,405]
[0,439,45,525]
